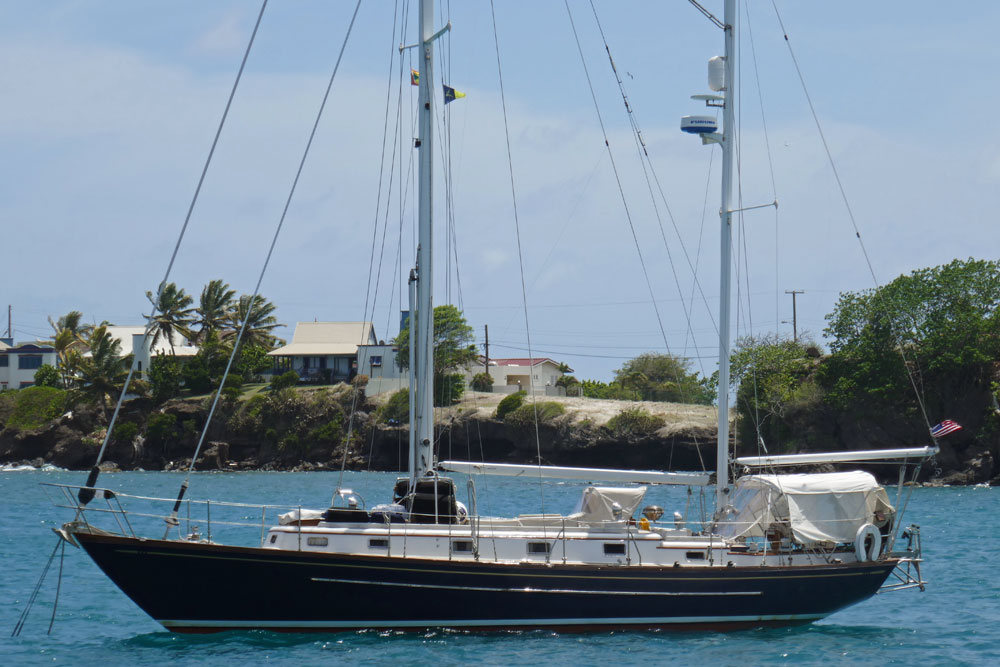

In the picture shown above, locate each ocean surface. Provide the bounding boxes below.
[1,469,997,666]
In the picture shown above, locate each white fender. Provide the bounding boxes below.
[854,523,881,561]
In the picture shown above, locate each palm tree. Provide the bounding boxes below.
[47,310,90,387]
[145,282,195,354]
[226,294,282,351]
[76,325,131,417]
[194,279,236,343]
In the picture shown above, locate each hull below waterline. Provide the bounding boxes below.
[75,532,896,633]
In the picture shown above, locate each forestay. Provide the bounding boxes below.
[719,471,894,545]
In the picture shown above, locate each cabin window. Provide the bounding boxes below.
[686,551,706,560]
[604,543,626,555]
[369,538,390,549]
[527,542,552,555]
[451,540,474,553]
[269,534,277,544]
[307,536,328,547]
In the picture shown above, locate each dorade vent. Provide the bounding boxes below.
[369,538,390,549]
[686,551,706,560]
[451,540,474,553]
[603,542,626,555]
[527,542,552,555]
[307,536,329,547]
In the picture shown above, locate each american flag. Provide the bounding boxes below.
[930,420,962,438]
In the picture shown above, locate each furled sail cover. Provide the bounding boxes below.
[719,471,894,545]
[568,486,648,523]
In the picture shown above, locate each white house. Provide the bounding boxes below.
[357,343,405,395]
[466,357,571,395]
[92,326,199,377]
[0,338,58,390]
[268,322,377,384]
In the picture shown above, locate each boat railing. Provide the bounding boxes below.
[41,482,316,547]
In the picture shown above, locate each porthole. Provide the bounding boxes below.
[527,542,552,554]
[604,542,626,555]
[451,540,474,553]
[686,551,706,560]
[269,534,277,544]
[369,538,390,549]
[307,536,328,547]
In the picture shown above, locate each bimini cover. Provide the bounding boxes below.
[568,486,647,523]
[719,471,894,545]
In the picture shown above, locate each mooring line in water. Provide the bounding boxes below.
[10,537,61,637]
[47,538,67,635]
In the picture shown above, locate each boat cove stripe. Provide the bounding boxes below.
[310,576,762,596]
[160,613,824,629]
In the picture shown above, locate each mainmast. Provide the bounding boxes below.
[715,0,737,513]
[409,0,442,484]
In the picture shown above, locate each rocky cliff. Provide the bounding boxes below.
[1,389,995,485]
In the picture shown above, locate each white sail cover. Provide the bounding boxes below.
[568,486,648,523]
[719,471,894,545]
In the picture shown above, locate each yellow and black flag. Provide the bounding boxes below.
[410,69,419,86]
[443,85,466,104]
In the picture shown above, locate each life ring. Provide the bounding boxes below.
[854,523,881,561]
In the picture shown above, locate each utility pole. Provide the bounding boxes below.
[5,305,10,338]
[785,290,804,342]
[483,324,489,371]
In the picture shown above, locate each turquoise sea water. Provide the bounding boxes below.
[1,469,997,666]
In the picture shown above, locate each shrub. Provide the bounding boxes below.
[495,391,526,420]
[270,370,299,391]
[33,364,61,388]
[145,412,178,444]
[434,373,465,406]
[351,374,369,388]
[112,421,139,444]
[149,355,183,403]
[308,416,343,444]
[7,386,67,430]
[378,388,409,424]
[504,401,565,429]
[278,432,302,455]
[470,372,494,392]
[182,357,214,395]
[604,407,666,439]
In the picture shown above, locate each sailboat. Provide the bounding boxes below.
[50,0,935,632]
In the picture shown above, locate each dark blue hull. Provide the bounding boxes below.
[75,532,896,632]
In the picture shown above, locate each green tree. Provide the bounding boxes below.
[394,304,478,406]
[75,325,131,416]
[470,372,494,392]
[822,258,1000,410]
[614,352,713,405]
[148,353,183,403]
[236,343,272,382]
[32,364,61,388]
[227,294,282,351]
[145,282,195,354]
[579,379,640,401]
[47,310,89,387]
[730,334,821,450]
[195,279,236,342]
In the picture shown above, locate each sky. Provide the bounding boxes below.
[1,1,997,383]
